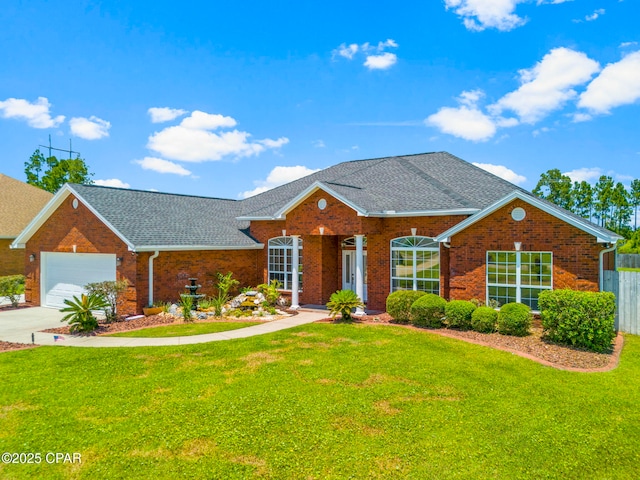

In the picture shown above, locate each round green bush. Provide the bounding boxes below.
[471,306,498,333]
[445,300,477,330]
[410,293,447,328]
[497,303,532,337]
[386,290,427,324]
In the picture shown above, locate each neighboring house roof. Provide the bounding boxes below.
[12,152,621,249]
[0,174,53,238]
[238,152,527,219]
[435,190,622,244]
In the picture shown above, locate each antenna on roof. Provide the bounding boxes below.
[38,134,81,159]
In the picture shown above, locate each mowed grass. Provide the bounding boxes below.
[106,321,260,338]
[1,323,640,479]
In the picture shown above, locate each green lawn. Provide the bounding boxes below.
[1,324,639,479]
[106,321,260,338]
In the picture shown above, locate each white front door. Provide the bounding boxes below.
[342,250,367,302]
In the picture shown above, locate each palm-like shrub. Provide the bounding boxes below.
[410,293,447,328]
[327,289,364,322]
[60,293,108,333]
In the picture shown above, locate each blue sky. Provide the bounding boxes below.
[1,0,639,199]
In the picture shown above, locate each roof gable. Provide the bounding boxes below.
[435,190,622,244]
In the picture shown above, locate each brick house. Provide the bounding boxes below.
[11,152,620,316]
[0,174,53,277]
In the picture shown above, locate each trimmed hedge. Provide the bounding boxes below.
[386,290,427,324]
[539,289,616,353]
[471,306,498,333]
[410,293,447,328]
[497,303,532,337]
[445,300,476,330]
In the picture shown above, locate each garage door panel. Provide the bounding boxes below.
[42,253,116,308]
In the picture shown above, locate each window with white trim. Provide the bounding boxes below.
[268,237,302,291]
[390,236,440,294]
[486,251,552,310]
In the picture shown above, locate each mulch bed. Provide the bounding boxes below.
[0,341,38,353]
[321,313,622,372]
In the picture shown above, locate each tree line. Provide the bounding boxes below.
[533,169,640,238]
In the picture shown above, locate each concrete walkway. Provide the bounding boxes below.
[1,307,328,348]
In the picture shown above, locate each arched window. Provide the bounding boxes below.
[268,237,303,291]
[390,236,440,294]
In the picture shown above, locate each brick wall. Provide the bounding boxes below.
[0,239,24,276]
[24,194,137,314]
[448,199,606,301]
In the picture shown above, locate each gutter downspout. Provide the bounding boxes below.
[148,251,160,306]
[599,243,617,291]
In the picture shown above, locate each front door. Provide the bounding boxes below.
[342,250,367,302]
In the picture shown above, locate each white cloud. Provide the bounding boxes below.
[473,162,526,184]
[148,107,188,123]
[0,97,65,128]
[134,157,192,176]
[180,111,236,130]
[147,111,289,162]
[563,167,602,183]
[333,39,398,70]
[620,42,638,48]
[333,43,359,60]
[427,106,496,141]
[489,47,600,123]
[578,51,640,114]
[532,126,551,136]
[571,112,592,122]
[426,90,497,141]
[364,52,397,70]
[312,139,326,148]
[94,178,131,188]
[585,8,605,21]
[444,0,527,32]
[69,116,111,140]
[240,165,320,198]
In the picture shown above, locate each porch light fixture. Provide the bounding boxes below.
[319,227,325,235]
[514,242,522,251]
[116,257,123,266]
[72,244,77,253]
[282,229,286,237]
[411,228,417,236]
[29,253,36,263]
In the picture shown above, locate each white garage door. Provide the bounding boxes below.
[42,252,116,308]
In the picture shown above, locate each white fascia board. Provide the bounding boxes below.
[273,181,367,219]
[134,244,264,252]
[435,190,622,243]
[10,184,136,251]
[365,208,479,218]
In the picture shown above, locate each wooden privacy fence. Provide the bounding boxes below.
[603,270,640,334]
[617,254,640,269]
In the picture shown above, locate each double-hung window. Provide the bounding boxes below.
[390,236,440,294]
[268,237,302,291]
[486,251,552,310]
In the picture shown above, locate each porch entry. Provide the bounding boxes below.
[342,250,368,302]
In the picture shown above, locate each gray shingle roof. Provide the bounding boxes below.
[65,152,617,248]
[70,184,257,249]
[239,152,527,217]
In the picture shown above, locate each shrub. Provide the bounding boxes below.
[85,279,129,322]
[539,289,616,353]
[326,289,364,322]
[497,303,532,337]
[0,274,25,307]
[410,293,447,328]
[445,300,476,330]
[215,272,240,299]
[386,290,427,324]
[60,293,108,333]
[471,306,498,333]
[257,279,282,306]
[180,295,194,322]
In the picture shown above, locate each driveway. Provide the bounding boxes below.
[0,307,66,344]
